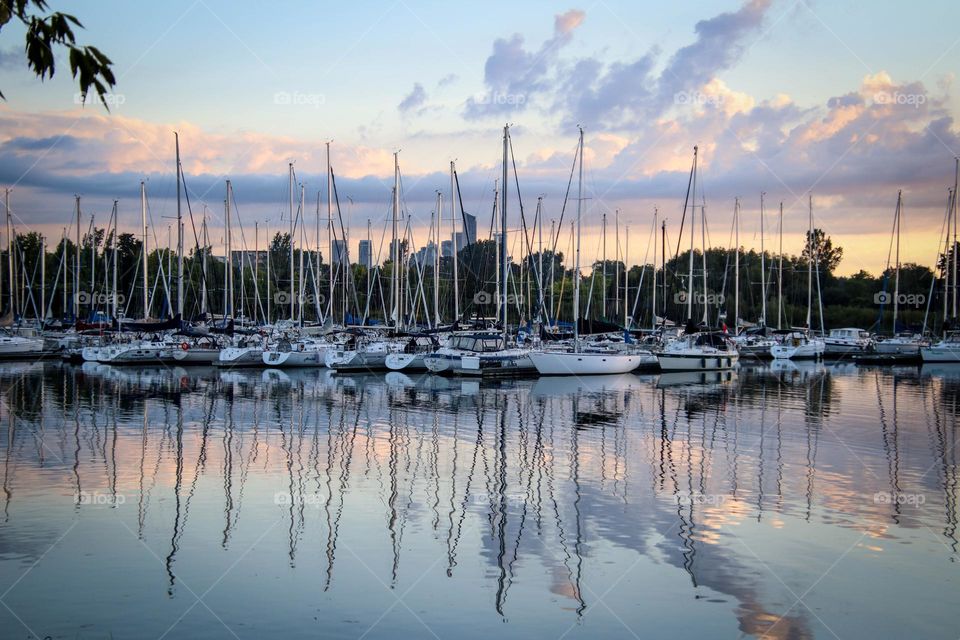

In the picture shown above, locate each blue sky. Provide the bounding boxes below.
[1,0,959,273]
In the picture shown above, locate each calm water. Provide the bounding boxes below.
[0,361,957,639]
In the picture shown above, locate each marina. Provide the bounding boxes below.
[2,1,960,637]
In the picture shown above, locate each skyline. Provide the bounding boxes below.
[1,0,959,275]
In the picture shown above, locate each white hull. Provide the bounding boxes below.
[874,340,921,355]
[920,345,960,362]
[529,350,643,376]
[823,341,867,355]
[0,336,43,357]
[98,343,173,364]
[216,346,265,367]
[262,346,329,367]
[771,339,825,360]
[385,352,428,371]
[172,348,221,364]
[326,350,390,372]
[657,351,739,371]
[454,350,535,377]
[423,353,459,373]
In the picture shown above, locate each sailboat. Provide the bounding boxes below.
[217,178,265,367]
[97,181,181,365]
[870,193,922,358]
[450,125,535,378]
[657,146,739,372]
[530,129,646,376]
[1,190,44,358]
[922,162,960,363]
[772,195,825,360]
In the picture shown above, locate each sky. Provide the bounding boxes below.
[0,0,958,275]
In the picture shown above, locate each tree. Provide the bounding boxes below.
[802,228,843,275]
[0,0,115,104]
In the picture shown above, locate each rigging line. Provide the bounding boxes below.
[507,132,544,318]
[228,187,266,323]
[549,137,580,258]
[673,148,697,262]
[330,170,363,321]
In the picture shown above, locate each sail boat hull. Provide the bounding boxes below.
[657,351,739,372]
[529,350,642,376]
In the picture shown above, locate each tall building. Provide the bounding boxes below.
[358,239,372,268]
[462,212,477,245]
[440,240,453,258]
[332,239,347,266]
[389,239,404,265]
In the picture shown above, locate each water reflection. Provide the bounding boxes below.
[0,362,958,638]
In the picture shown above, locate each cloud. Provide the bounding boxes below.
[398,82,428,114]
[0,46,21,70]
[437,73,459,89]
[464,8,586,119]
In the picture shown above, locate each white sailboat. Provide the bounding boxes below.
[772,195,825,360]
[657,146,738,372]
[874,191,923,356]
[530,128,644,376]
[451,125,535,378]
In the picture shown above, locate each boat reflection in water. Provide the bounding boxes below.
[0,362,957,639]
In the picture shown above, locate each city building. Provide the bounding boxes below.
[358,239,372,268]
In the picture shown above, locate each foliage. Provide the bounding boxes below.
[0,0,115,104]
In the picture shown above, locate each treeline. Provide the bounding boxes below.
[2,227,957,334]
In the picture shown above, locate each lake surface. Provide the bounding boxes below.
[0,361,957,639]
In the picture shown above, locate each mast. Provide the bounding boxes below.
[501,125,509,346]
[778,201,783,330]
[701,195,708,325]
[549,219,556,325]
[574,127,584,349]
[112,200,118,319]
[175,132,184,318]
[449,161,459,323]
[40,233,45,322]
[953,157,959,320]
[392,152,400,329]
[652,208,658,331]
[139,185,147,319]
[615,209,620,323]
[201,211,208,316]
[299,183,306,324]
[326,142,334,324]
[76,195,82,319]
[5,189,12,316]
[61,227,67,319]
[806,195,813,331]
[434,192,442,326]
[760,192,766,326]
[892,190,902,333]
[493,179,500,321]
[687,148,697,322]
[734,197,740,335]
[537,197,544,323]
[288,162,295,321]
[264,220,270,325]
[166,224,171,314]
[226,181,234,318]
[661,219,666,328]
[602,211,607,320]
[254,221,259,325]
[944,189,952,329]
[624,223,629,328]
[90,214,96,300]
